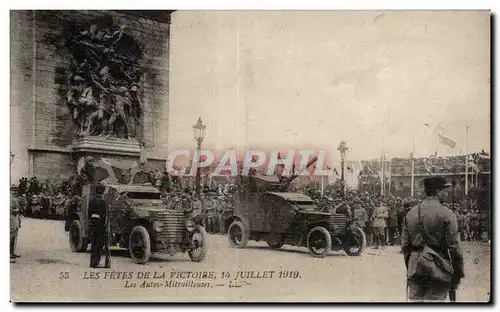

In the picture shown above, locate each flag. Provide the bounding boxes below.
[438,134,456,148]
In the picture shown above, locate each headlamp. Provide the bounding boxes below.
[153,221,163,232]
[185,220,197,232]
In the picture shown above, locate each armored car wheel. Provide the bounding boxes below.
[228,220,248,248]
[129,226,151,264]
[188,225,207,262]
[344,226,366,256]
[69,220,87,252]
[306,226,332,258]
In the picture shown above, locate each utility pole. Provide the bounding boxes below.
[380,153,385,197]
[411,131,415,197]
[465,124,470,196]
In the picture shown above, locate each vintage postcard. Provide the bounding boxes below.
[9,10,491,302]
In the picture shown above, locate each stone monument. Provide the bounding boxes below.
[64,21,145,171]
[10,11,172,183]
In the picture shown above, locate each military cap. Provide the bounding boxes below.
[423,176,447,193]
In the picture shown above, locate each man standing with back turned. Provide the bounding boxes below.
[89,183,109,268]
[401,176,464,302]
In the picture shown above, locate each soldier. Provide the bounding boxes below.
[372,200,389,249]
[191,195,203,223]
[10,189,22,261]
[218,193,230,234]
[88,184,109,268]
[387,199,398,246]
[161,169,171,192]
[352,199,368,231]
[335,200,353,221]
[401,176,464,302]
[64,194,81,231]
[116,191,132,236]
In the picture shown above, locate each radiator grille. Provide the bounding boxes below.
[156,210,185,243]
[329,214,347,234]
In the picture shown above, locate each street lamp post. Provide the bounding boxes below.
[193,117,206,196]
[337,141,349,181]
[337,141,349,196]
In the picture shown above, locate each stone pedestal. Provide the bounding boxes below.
[72,136,141,156]
[70,136,166,179]
[72,136,141,173]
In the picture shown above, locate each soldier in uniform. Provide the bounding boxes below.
[10,189,21,261]
[387,198,399,246]
[88,184,109,268]
[352,199,368,232]
[401,176,464,301]
[372,200,389,249]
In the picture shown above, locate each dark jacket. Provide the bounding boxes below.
[387,207,398,228]
[88,194,107,220]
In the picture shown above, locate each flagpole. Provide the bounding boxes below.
[411,130,415,197]
[387,157,391,196]
[380,153,385,196]
[475,155,479,187]
[465,125,469,196]
[411,157,415,197]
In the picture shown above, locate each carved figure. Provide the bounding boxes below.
[65,23,143,138]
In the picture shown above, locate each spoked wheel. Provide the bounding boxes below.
[188,225,207,262]
[69,220,87,252]
[228,220,248,248]
[129,226,151,264]
[344,226,366,256]
[306,226,332,258]
[266,235,284,249]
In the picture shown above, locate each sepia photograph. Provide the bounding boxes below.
[8,9,491,303]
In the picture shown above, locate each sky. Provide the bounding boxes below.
[167,11,490,166]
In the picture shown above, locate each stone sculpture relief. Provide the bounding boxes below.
[65,23,144,139]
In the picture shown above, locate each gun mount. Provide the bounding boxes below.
[246,156,318,192]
